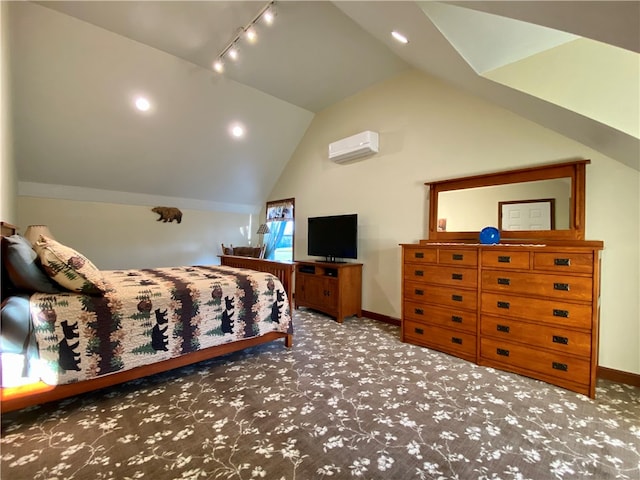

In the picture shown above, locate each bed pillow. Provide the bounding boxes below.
[1,235,61,294]
[33,235,106,295]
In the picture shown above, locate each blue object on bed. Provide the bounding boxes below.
[1,294,33,354]
[1,293,40,382]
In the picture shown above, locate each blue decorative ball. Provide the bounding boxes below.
[479,226,500,244]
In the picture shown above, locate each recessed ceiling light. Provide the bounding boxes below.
[230,124,245,138]
[391,31,409,44]
[134,96,151,112]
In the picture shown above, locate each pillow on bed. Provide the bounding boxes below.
[33,235,106,295]
[1,235,62,294]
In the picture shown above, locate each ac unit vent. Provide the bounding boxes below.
[328,131,379,163]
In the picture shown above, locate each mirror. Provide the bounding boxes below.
[426,160,589,241]
[499,198,556,231]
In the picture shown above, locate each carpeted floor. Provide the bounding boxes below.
[2,309,639,479]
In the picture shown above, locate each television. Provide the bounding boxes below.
[307,214,358,262]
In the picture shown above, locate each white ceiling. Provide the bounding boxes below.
[8,1,639,212]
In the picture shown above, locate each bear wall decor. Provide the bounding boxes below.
[151,206,183,224]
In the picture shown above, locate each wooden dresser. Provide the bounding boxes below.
[402,241,603,397]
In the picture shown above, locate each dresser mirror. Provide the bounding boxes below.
[426,160,589,241]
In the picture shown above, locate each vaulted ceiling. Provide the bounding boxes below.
[8,1,639,212]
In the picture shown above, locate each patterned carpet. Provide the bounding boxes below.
[2,309,639,479]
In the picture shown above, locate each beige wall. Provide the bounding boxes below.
[269,69,640,375]
[1,2,16,224]
[17,196,257,270]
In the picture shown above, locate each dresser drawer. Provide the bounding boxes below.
[534,252,593,274]
[403,248,437,264]
[438,249,478,267]
[404,320,476,360]
[481,315,591,357]
[405,301,476,333]
[405,281,477,310]
[404,264,477,288]
[481,271,592,301]
[481,292,592,329]
[480,337,591,385]
[481,250,530,269]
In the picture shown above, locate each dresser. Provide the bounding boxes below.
[402,241,603,397]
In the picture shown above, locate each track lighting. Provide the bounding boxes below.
[213,1,276,74]
[263,6,275,25]
[228,45,239,61]
[244,26,258,44]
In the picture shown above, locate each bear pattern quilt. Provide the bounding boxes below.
[28,265,292,385]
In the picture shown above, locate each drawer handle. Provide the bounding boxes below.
[497,255,511,263]
[414,327,424,335]
[451,273,463,281]
[497,348,510,357]
[497,301,510,309]
[554,258,571,266]
[452,294,463,302]
[414,288,424,295]
[452,254,464,261]
[552,362,568,371]
[414,270,424,277]
[451,337,462,345]
[497,277,511,286]
[451,315,463,323]
[497,324,510,333]
[552,335,569,345]
[415,252,424,259]
[553,309,569,318]
[554,283,570,291]
[414,308,424,315]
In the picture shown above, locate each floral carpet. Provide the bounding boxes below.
[2,309,639,479]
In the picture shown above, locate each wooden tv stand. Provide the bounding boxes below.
[295,260,362,322]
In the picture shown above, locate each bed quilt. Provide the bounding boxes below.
[28,265,292,385]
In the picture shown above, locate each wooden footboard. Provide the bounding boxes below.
[220,255,295,312]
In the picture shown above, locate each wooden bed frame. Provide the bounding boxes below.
[0,224,294,413]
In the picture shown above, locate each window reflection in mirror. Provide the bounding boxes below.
[437,178,571,232]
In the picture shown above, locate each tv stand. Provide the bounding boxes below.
[295,260,362,323]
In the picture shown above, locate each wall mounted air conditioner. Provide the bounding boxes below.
[328,131,379,163]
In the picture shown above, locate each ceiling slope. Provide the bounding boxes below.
[335,1,639,170]
[9,1,640,211]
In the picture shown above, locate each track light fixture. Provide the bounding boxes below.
[213,1,276,74]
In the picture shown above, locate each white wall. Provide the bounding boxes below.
[269,69,640,375]
[17,196,256,270]
[0,2,16,224]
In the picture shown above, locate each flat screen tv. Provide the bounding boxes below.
[307,214,357,262]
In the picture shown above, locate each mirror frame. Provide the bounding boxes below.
[426,160,589,241]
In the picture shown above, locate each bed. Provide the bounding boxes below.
[0,222,294,413]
